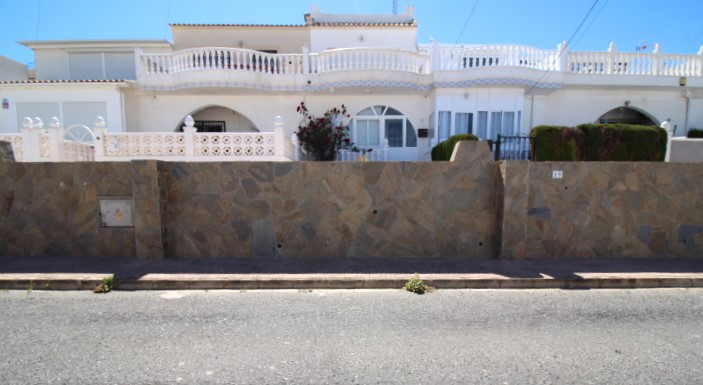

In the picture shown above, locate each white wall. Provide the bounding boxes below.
[0,85,125,133]
[539,88,688,130]
[172,26,309,53]
[310,27,417,52]
[0,56,28,81]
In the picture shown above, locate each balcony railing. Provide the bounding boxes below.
[310,47,430,74]
[136,44,703,88]
[439,45,561,71]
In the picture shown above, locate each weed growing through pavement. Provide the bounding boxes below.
[26,281,33,293]
[404,274,433,294]
[93,276,114,294]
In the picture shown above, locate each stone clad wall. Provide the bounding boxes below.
[0,162,135,257]
[163,142,501,258]
[501,161,703,258]
[2,143,702,259]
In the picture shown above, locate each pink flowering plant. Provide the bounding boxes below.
[295,102,352,161]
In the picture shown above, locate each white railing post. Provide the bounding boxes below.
[47,116,64,161]
[653,43,662,76]
[20,117,39,162]
[135,47,144,78]
[274,116,285,158]
[698,45,703,76]
[302,44,310,74]
[290,133,300,161]
[383,138,389,161]
[182,115,197,157]
[606,42,616,75]
[431,39,441,72]
[93,117,106,161]
[557,41,568,72]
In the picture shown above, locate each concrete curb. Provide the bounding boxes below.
[1,275,702,291]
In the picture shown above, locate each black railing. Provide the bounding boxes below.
[494,135,535,161]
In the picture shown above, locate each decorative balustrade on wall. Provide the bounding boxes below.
[310,48,430,74]
[141,48,305,75]
[438,45,561,71]
[6,116,295,163]
[137,43,703,82]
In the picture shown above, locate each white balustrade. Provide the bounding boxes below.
[0,134,24,161]
[567,50,702,77]
[309,48,428,74]
[438,45,559,71]
[137,44,702,81]
[141,48,304,76]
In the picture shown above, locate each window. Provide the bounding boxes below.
[353,106,417,148]
[490,112,502,140]
[69,52,136,80]
[438,111,451,141]
[503,112,515,136]
[455,113,473,135]
[477,111,488,140]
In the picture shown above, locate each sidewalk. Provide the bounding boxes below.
[1,256,703,291]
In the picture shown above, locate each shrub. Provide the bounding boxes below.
[688,129,703,138]
[295,102,351,161]
[431,134,479,161]
[577,124,666,161]
[530,126,583,161]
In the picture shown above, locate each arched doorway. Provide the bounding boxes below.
[176,106,258,132]
[596,106,657,125]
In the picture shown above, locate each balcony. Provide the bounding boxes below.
[136,44,703,91]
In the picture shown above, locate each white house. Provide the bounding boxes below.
[1,5,702,162]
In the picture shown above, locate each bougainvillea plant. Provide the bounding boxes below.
[295,102,352,161]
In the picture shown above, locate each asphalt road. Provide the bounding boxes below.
[1,289,702,385]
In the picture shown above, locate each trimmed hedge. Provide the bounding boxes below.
[688,129,703,138]
[431,134,479,161]
[577,124,666,161]
[529,126,583,161]
[530,124,667,161]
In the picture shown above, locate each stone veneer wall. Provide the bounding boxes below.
[2,144,702,259]
[0,162,136,257]
[163,142,501,258]
[500,161,703,258]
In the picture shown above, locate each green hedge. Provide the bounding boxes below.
[688,129,703,138]
[577,124,666,161]
[530,124,666,161]
[431,134,479,161]
[529,126,583,161]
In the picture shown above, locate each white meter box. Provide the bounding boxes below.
[99,199,134,227]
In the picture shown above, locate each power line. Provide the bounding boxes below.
[685,27,703,53]
[525,0,600,96]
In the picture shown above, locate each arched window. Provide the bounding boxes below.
[352,106,417,148]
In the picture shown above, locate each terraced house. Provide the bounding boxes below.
[0,5,702,162]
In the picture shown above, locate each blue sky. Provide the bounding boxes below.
[1,0,702,65]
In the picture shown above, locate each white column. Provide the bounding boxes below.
[383,138,389,161]
[661,119,673,162]
[20,117,38,162]
[698,45,703,77]
[557,41,568,72]
[302,44,310,74]
[290,133,300,161]
[182,115,197,157]
[653,43,662,76]
[274,116,285,159]
[431,39,441,72]
[47,117,64,161]
[93,117,107,161]
[134,47,144,78]
[606,42,616,75]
